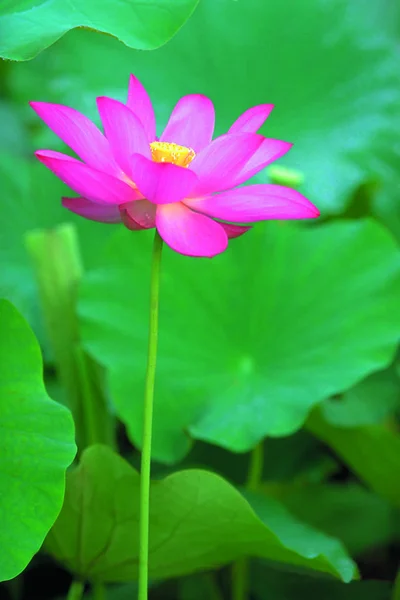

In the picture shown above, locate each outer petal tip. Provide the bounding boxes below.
[35,149,75,162]
[127,73,156,142]
[185,184,319,223]
[29,100,46,112]
[189,132,266,196]
[29,100,120,175]
[229,138,294,187]
[160,93,215,153]
[271,140,294,156]
[96,95,150,177]
[34,150,139,204]
[95,96,107,109]
[228,103,275,134]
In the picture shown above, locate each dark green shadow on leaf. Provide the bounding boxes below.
[307,408,400,508]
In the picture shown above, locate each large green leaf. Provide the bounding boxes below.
[242,489,358,580]
[0,300,76,582]
[0,0,199,60]
[46,445,356,582]
[8,0,400,213]
[307,409,400,508]
[79,219,400,463]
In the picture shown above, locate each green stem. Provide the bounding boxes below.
[5,576,23,600]
[138,230,163,600]
[393,568,400,600]
[246,441,264,491]
[25,224,84,447]
[92,582,106,600]
[231,560,248,600]
[231,441,264,600]
[74,345,115,448]
[67,580,84,600]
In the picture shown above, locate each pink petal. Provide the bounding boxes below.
[228,104,274,134]
[130,153,198,204]
[127,74,156,142]
[62,197,122,223]
[35,150,140,205]
[97,96,151,179]
[185,184,320,222]
[218,222,252,238]
[119,199,156,229]
[231,138,293,187]
[29,101,120,176]
[160,94,215,153]
[119,207,146,230]
[188,133,265,196]
[156,203,228,257]
[36,149,76,162]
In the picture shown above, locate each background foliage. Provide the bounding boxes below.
[0,0,399,598]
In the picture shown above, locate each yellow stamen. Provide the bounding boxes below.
[150,141,196,167]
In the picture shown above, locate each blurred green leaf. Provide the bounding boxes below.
[307,409,400,508]
[0,100,29,154]
[0,299,76,582]
[8,0,400,213]
[0,153,39,339]
[0,155,117,271]
[0,152,118,351]
[25,224,83,412]
[251,566,391,600]
[67,582,141,600]
[79,219,400,463]
[0,0,200,60]
[394,569,400,600]
[268,483,398,556]
[178,574,222,600]
[97,583,138,600]
[46,445,356,582]
[179,431,338,487]
[372,165,400,246]
[25,224,115,450]
[320,367,400,427]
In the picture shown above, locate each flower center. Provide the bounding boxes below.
[150,141,196,167]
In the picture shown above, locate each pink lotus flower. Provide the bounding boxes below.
[31,74,319,257]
